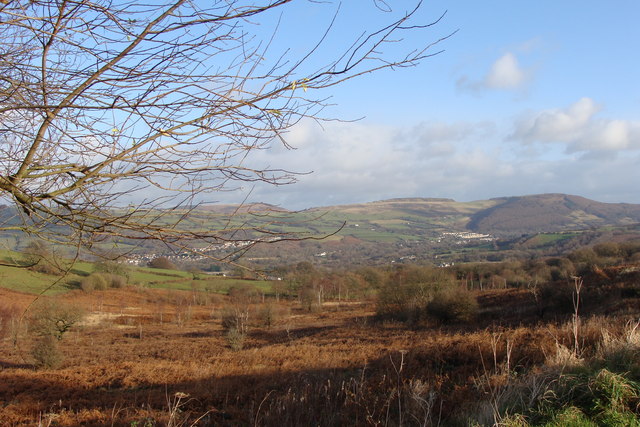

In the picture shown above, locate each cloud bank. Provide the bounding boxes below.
[226,98,640,209]
[511,97,640,153]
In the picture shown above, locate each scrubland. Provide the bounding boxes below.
[0,261,639,426]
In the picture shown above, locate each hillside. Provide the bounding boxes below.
[2,193,640,267]
[467,194,640,235]
[297,193,640,239]
[237,194,640,266]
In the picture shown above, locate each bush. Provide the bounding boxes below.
[27,299,82,369]
[299,285,320,312]
[225,327,246,351]
[376,266,457,323]
[258,303,288,328]
[148,256,177,270]
[537,281,575,316]
[81,273,108,292]
[31,334,63,369]
[427,288,478,324]
[221,298,255,350]
[27,299,83,340]
[221,307,249,334]
[81,272,127,292]
[228,284,259,304]
[109,274,127,288]
[94,260,131,280]
[593,242,621,258]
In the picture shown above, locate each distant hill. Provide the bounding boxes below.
[299,193,640,238]
[2,193,640,266]
[467,194,640,235]
[192,202,289,214]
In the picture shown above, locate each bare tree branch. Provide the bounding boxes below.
[0,0,452,254]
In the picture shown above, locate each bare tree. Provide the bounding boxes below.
[0,0,450,256]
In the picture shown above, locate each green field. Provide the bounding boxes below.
[0,250,273,296]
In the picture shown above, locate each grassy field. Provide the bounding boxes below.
[0,251,274,296]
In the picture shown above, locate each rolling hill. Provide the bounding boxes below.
[3,193,640,266]
[298,193,640,239]
[467,194,640,235]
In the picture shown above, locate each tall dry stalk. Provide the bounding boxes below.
[571,276,583,357]
[389,350,408,427]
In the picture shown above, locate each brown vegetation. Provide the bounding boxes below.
[0,257,639,425]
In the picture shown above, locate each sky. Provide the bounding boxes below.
[219,1,640,210]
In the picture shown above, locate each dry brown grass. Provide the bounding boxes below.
[0,280,638,425]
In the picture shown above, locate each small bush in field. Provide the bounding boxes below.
[221,302,252,350]
[81,273,107,292]
[225,326,246,351]
[81,272,127,292]
[376,265,457,323]
[109,274,127,288]
[93,260,131,280]
[28,299,83,340]
[31,334,63,369]
[228,283,259,304]
[148,256,177,270]
[221,307,249,334]
[258,303,287,328]
[427,288,478,324]
[27,300,82,368]
[28,298,80,369]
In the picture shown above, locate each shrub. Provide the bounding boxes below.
[537,281,575,316]
[376,266,457,323]
[148,256,177,270]
[81,273,108,292]
[27,299,83,340]
[593,242,621,258]
[258,303,288,328]
[79,276,94,293]
[27,299,82,369]
[31,334,63,369]
[221,307,249,334]
[94,260,131,280]
[228,284,259,304]
[427,288,478,324]
[225,327,246,351]
[299,285,320,312]
[81,272,127,292]
[109,274,127,288]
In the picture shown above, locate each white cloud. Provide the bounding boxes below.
[511,97,640,153]
[457,51,531,93]
[485,53,527,89]
[199,109,640,209]
[227,119,508,208]
[513,97,598,143]
[572,119,633,152]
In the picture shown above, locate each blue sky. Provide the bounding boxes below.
[222,1,640,209]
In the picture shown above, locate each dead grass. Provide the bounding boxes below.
[0,278,638,425]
